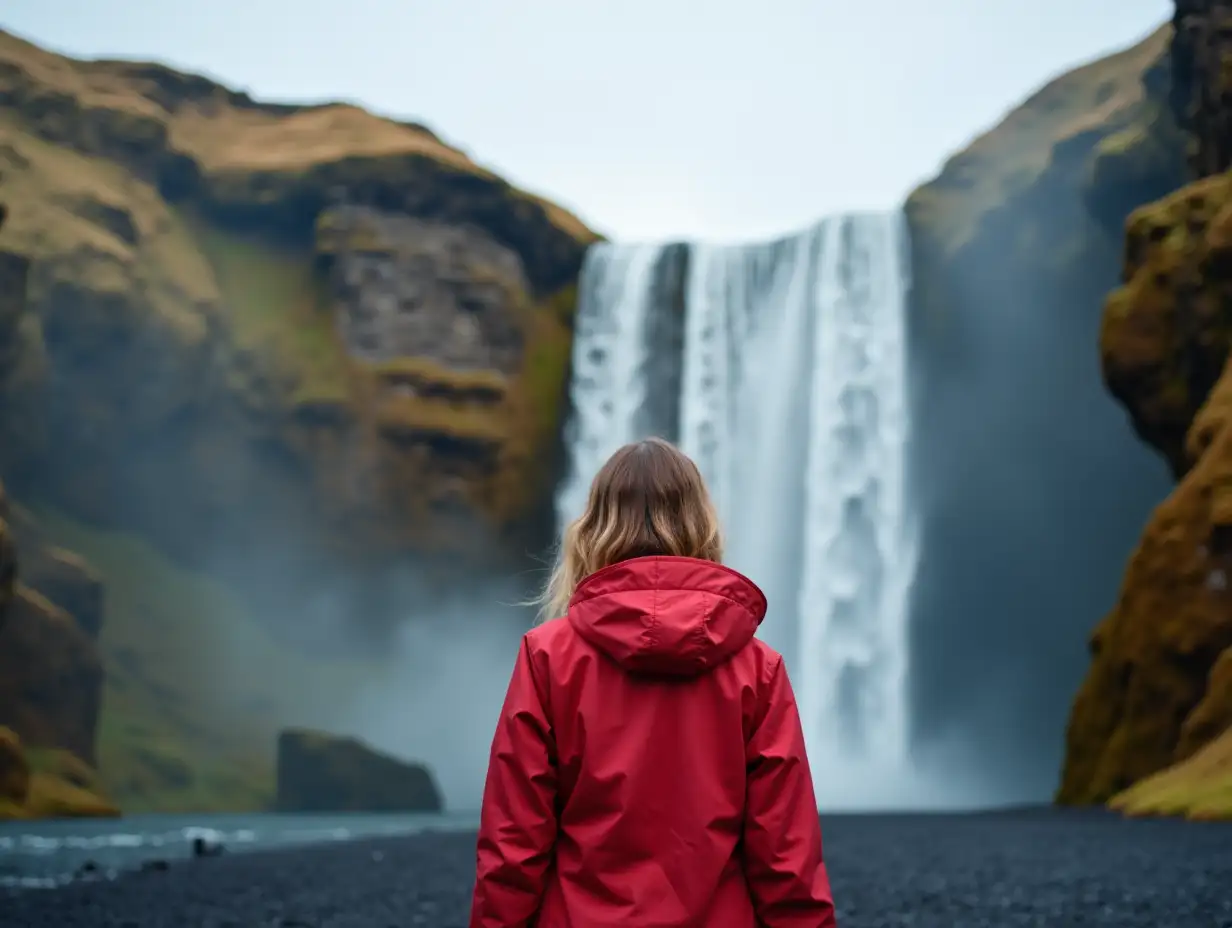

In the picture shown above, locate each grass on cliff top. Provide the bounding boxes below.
[31,507,377,813]
[1110,726,1232,820]
[907,24,1169,254]
[0,117,217,343]
[0,28,597,246]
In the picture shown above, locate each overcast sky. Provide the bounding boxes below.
[4,1,1170,243]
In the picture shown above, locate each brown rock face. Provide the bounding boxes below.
[1100,175,1232,474]
[1171,0,1232,175]
[0,584,104,765]
[0,194,109,794]
[1179,646,1232,757]
[0,726,31,808]
[0,28,595,628]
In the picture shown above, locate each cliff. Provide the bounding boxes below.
[904,26,1183,795]
[0,28,597,812]
[1058,0,1232,813]
[0,208,115,820]
[0,27,596,601]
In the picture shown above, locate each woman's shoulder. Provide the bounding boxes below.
[523,614,572,651]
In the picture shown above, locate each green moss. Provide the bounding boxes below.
[370,356,508,395]
[178,208,352,405]
[1111,727,1232,820]
[376,395,507,442]
[29,507,376,813]
[522,284,577,444]
[0,727,118,821]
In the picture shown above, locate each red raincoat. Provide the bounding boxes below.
[470,555,837,927]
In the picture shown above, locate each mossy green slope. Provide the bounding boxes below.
[34,507,378,812]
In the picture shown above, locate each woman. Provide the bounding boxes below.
[470,438,837,927]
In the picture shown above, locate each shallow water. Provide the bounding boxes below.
[0,810,479,889]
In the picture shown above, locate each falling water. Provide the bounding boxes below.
[557,214,922,806]
[554,245,662,525]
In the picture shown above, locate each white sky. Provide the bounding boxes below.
[4,1,1171,243]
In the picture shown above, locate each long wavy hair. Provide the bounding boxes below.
[535,437,723,622]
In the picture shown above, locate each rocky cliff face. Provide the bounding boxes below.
[0,29,596,624]
[0,29,596,813]
[1058,1,1232,810]
[904,26,1184,796]
[0,204,115,819]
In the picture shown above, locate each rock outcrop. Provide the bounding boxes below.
[903,26,1182,793]
[0,28,596,623]
[275,728,442,813]
[1058,0,1232,808]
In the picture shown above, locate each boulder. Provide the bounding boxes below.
[275,728,442,813]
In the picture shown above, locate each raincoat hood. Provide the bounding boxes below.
[567,555,768,677]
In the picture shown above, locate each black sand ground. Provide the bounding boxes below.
[1,809,1230,927]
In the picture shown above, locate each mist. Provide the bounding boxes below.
[903,104,1180,798]
[330,582,533,812]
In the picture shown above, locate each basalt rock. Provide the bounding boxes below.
[275,728,442,814]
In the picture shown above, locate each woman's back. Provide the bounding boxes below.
[471,556,835,927]
[469,438,836,927]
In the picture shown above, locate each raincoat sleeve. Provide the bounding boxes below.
[742,656,838,928]
[469,636,558,928]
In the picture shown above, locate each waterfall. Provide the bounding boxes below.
[556,214,920,807]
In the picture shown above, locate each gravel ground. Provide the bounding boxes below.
[1,809,1230,927]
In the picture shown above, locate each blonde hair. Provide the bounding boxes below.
[536,438,723,622]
